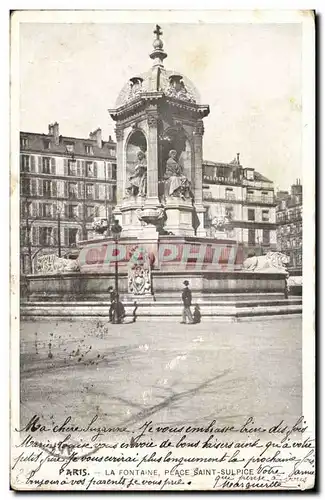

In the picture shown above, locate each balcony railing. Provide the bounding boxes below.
[203,175,241,186]
[276,214,302,224]
[246,195,275,205]
[203,193,239,202]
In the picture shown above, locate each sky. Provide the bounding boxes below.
[19,20,302,191]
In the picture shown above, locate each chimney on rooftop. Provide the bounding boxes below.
[89,128,102,148]
[48,122,59,145]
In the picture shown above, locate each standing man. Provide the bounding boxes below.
[181,280,194,324]
[108,286,117,322]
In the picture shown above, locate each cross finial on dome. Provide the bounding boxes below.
[154,24,163,38]
[150,24,167,67]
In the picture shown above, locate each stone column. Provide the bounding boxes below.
[193,120,206,236]
[145,113,160,206]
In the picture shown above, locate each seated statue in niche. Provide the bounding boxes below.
[164,150,193,201]
[126,150,147,197]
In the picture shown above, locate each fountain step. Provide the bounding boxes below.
[21,299,302,320]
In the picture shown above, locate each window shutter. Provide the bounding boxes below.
[52,227,58,246]
[30,156,36,173]
[78,182,83,199]
[78,204,83,219]
[38,179,43,196]
[64,158,68,176]
[64,204,68,218]
[52,181,57,197]
[31,179,37,196]
[53,204,57,219]
[77,160,81,177]
[51,157,56,175]
[64,228,69,246]
[94,184,99,200]
[109,185,113,201]
[81,160,85,177]
[94,162,98,178]
[38,156,42,173]
[64,182,68,199]
[107,162,112,179]
[31,226,36,245]
[32,202,38,217]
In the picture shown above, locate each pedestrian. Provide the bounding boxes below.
[284,273,290,299]
[108,286,117,322]
[193,304,201,324]
[181,280,194,324]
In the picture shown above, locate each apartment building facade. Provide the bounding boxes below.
[20,123,117,274]
[202,155,277,257]
[276,180,303,270]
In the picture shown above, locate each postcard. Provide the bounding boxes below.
[10,9,315,491]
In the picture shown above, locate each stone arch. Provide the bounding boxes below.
[124,128,148,194]
[159,125,193,182]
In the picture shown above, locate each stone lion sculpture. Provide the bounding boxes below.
[36,254,80,274]
[242,252,290,274]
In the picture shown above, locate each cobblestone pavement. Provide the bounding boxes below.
[19,317,302,432]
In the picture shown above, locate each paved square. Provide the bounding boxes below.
[20,317,301,431]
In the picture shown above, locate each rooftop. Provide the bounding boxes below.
[20,128,116,159]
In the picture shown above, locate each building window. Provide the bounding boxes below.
[22,179,31,196]
[21,227,28,246]
[261,191,270,203]
[109,148,115,157]
[21,155,30,172]
[39,227,52,246]
[43,139,51,150]
[22,201,31,218]
[68,182,78,199]
[65,143,75,154]
[248,229,255,246]
[203,190,212,200]
[247,190,254,202]
[42,157,51,174]
[248,209,255,221]
[41,203,52,218]
[68,205,78,219]
[86,205,95,220]
[68,228,78,246]
[263,230,270,245]
[43,180,52,197]
[85,145,93,155]
[225,188,235,201]
[112,163,117,180]
[86,162,94,177]
[68,160,77,176]
[20,137,29,149]
[246,169,254,181]
[86,184,94,199]
[262,210,269,222]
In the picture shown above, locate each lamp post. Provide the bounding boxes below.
[111,219,123,324]
[57,209,61,257]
